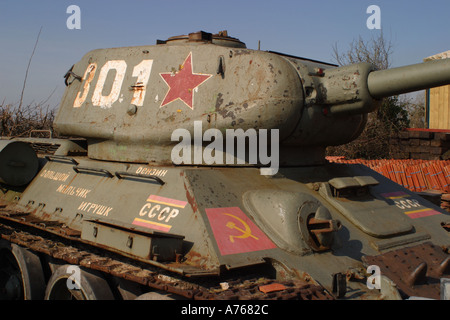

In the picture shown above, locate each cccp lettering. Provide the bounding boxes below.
[139,203,179,223]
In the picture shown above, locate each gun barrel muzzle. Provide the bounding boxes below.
[367,58,450,99]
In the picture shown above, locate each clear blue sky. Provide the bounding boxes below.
[1,0,449,108]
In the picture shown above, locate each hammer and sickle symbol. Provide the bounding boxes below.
[223,213,259,243]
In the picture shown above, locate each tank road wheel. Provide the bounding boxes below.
[0,240,46,300]
[45,264,114,300]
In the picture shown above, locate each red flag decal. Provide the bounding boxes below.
[205,207,277,256]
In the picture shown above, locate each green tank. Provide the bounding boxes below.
[0,30,449,300]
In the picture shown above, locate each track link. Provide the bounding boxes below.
[0,220,334,300]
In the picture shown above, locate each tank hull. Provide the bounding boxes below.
[0,138,448,300]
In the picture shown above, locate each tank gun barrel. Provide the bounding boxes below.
[367,58,450,99]
[319,58,450,115]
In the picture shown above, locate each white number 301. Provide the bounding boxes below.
[73,59,154,109]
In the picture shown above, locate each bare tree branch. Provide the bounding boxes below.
[332,32,393,70]
[18,26,43,112]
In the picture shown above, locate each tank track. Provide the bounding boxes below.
[0,218,334,300]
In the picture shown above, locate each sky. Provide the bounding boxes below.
[0,0,449,109]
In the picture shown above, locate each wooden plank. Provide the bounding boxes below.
[430,87,439,129]
[441,85,449,129]
[441,86,447,129]
[429,85,450,130]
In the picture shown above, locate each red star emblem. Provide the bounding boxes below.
[159,53,212,110]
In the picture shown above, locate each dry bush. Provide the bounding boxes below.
[1,27,58,138]
[0,102,55,138]
[327,96,410,159]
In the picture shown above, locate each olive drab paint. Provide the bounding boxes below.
[0,31,449,300]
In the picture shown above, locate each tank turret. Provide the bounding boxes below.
[55,31,450,168]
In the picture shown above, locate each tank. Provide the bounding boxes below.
[0,30,449,301]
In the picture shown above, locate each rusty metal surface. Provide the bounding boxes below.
[362,242,450,299]
[196,279,333,300]
[0,205,209,276]
[0,214,333,300]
